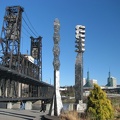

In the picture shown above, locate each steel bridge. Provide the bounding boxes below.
[0,6,54,103]
[0,64,53,102]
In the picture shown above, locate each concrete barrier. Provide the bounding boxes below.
[7,102,12,109]
[68,103,74,111]
[12,102,20,109]
[25,101,32,110]
[46,103,51,111]
[32,100,41,110]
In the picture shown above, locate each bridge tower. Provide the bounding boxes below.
[30,36,42,81]
[0,6,24,70]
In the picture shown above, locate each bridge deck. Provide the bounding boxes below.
[0,97,52,102]
[0,65,53,87]
[0,65,54,101]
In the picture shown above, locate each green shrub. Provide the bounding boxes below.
[86,84,114,120]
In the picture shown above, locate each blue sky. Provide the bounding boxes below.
[0,0,120,86]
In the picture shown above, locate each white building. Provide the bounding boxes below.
[110,77,117,87]
[83,78,97,86]
[106,71,117,87]
[83,78,86,86]
[89,79,97,86]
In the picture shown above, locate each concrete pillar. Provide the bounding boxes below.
[76,100,87,113]
[0,88,1,96]
[68,103,74,111]
[46,104,51,111]
[25,101,32,110]
[18,83,21,97]
[49,71,63,116]
[5,87,7,97]
[32,100,41,110]
[12,102,20,109]
[7,102,12,109]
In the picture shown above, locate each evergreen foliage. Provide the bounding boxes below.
[86,84,114,120]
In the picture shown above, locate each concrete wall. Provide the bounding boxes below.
[3,100,51,111]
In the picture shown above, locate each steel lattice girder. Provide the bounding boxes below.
[0,6,23,70]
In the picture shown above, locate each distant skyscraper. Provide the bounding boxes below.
[84,71,92,88]
[110,77,117,87]
[83,71,97,87]
[106,71,117,87]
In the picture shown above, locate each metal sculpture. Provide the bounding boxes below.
[75,25,85,103]
[49,18,63,116]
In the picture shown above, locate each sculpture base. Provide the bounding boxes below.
[76,100,87,113]
[49,70,63,116]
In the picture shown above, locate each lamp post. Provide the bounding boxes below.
[75,25,85,103]
[49,18,63,116]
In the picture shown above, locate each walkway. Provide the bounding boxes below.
[0,108,48,120]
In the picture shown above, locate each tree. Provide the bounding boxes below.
[86,84,114,120]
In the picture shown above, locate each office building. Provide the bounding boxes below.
[106,71,117,87]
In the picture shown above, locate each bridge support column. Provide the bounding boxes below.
[68,103,74,111]
[46,103,51,111]
[18,83,21,97]
[0,88,1,96]
[7,102,12,109]
[32,100,41,110]
[25,101,32,110]
[12,102,20,109]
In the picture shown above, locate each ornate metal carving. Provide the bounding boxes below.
[49,18,63,116]
[53,18,60,70]
[75,24,85,103]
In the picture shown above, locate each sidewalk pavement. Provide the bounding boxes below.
[0,108,49,120]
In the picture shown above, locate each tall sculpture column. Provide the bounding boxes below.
[75,25,85,103]
[49,18,63,116]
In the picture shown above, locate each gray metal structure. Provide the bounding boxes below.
[30,36,42,81]
[0,6,53,101]
[0,6,23,69]
[75,25,85,103]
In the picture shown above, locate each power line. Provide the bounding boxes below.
[22,30,30,38]
[22,17,37,37]
[24,11,39,36]
[22,24,32,37]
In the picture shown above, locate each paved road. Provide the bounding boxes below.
[0,108,48,120]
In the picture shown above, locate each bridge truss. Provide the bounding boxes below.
[0,6,53,101]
